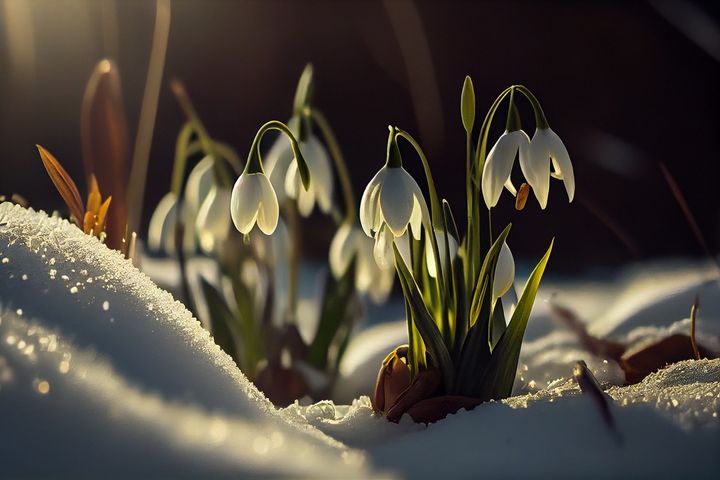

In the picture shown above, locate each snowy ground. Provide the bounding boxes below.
[1,202,718,478]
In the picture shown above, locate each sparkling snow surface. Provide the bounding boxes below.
[1,203,718,478]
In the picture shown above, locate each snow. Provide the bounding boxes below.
[1,202,718,478]
[0,203,370,477]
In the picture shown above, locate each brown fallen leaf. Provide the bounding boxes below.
[620,334,716,384]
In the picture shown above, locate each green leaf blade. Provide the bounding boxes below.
[478,239,554,401]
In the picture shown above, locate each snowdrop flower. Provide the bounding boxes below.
[184,155,215,213]
[329,222,395,303]
[263,117,299,204]
[481,130,530,209]
[360,165,429,241]
[230,120,310,236]
[361,127,431,273]
[148,192,178,254]
[521,127,575,209]
[195,185,231,253]
[285,135,334,216]
[493,241,515,299]
[361,168,430,270]
[329,223,361,278]
[230,172,279,235]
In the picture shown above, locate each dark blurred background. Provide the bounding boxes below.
[1,0,718,273]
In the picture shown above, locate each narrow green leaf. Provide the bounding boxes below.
[170,122,195,195]
[461,75,475,134]
[306,258,358,369]
[393,244,454,392]
[453,276,490,395]
[451,254,467,361]
[489,300,506,349]
[454,224,512,395]
[469,224,511,322]
[199,278,242,367]
[229,273,262,375]
[477,239,553,401]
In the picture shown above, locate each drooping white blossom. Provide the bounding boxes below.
[521,127,575,209]
[285,136,334,216]
[230,172,279,235]
[359,165,429,240]
[481,130,530,209]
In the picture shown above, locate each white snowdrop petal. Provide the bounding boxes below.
[409,196,424,241]
[504,177,518,196]
[231,173,267,234]
[284,162,300,199]
[184,155,215,212]
[373,225,395,270]
[425,228,458,278]
[307,137,335,213]
[354,236,376,291]
[329,223,354,278]
[493,241,515,299]
[379,168,413,237]
[359,169,386,237]
[524,129,552,209]
[148,192,178,254]
[265,120,298,203]
[547,129,575,202]
[195,186,231,254]
[256,174,280,235]
[482,131,521,209]
[296,185,315,217]
[406,172,431,233]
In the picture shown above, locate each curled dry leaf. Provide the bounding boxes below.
[553,301,716,385]
[373,346,482,424]
[620,334,716,384]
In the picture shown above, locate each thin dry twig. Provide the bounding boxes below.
[690,295,701,360]
[659,162,720,278]
[126,0,171,239]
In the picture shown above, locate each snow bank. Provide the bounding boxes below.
[291,359,719,478]
[0,203,371,478]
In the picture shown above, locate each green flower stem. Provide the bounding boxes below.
[170,80,216,157]
[385,126,403,168]
[241,119,308,325]
[394,129,443,228]
[466,86,513,292]
[309,108,356,224]
[514,85,549,130]
[394,128,448,323]
[170,122,195,196]
[170,81,243,193]
[504,87,522,132]
[284,202,301,323]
